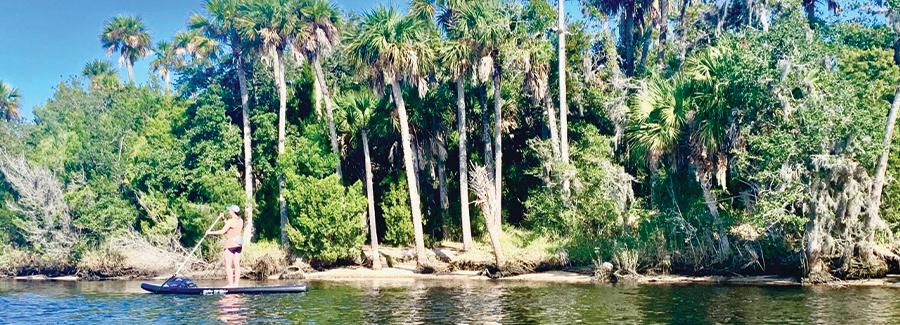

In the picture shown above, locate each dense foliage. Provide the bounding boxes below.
[2,0,900,279]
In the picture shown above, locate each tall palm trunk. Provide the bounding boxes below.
[492,69,503,227]
[543,87,561,159]
[866,85,900,241]
[390,79,427,268]
[362,129,381,270]
[698,171,731,258]
[313,57,343,179]
[127,60,136,84]
[163,72,171,95]
[438,146,449,237]
[622,0,637,75]
[657,0,670,67]
[273,47,289,246]
[637,0,655,73]
[480,86,494,178]
[558,0,570,193]
[677,0,690,64]
[716,0,732,36]
[236,52,255,244]
[457,80,473,250]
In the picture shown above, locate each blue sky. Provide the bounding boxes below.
[0,0,395,120]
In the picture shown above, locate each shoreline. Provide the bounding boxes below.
[8,268,900,288]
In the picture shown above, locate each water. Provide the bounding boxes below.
[2,279,900,324]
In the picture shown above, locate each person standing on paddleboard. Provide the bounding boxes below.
[206,205,244,287]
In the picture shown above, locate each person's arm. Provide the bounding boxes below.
[206,215,231,235]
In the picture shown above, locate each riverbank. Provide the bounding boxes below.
[12,266,900,288]
[8,236,900,288]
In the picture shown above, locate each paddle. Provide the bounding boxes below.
[162,211,225,286]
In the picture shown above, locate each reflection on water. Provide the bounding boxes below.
[217,294,247,324]
[3,279,900,324]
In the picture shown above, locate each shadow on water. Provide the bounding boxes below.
[3,279,900,324]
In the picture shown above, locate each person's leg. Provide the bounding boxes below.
[223,249,235,287]
[233,251,242,287]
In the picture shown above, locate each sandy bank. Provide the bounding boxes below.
[11,270,900,288]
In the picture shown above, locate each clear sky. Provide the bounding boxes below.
[0,0,396,120]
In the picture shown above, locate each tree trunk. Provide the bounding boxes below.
[313,57,343,180]
[438,147,449,238]
[544,90,561,159]
[558,0,571,193]
[314,72,323,117]
[657,0,670,67]
[492,67,503,228]
[362,130,382,270]
[866,85,900,241]
[803,0,816,24]
[698,171,731,258]
[127,60,135,84]
[677,0,690,64]
[457,80,473,251]
[274,48,289,246]
[164,72,171,95]
[622,0,637,75]
[637,19,655,74]
[480,85,494,178]
[716,0,732,36]
[390,79,428,268]
[486,214,505,270]
[236,52,254,244]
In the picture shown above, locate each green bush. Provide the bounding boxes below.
[380,175,414,246]
[284,174,366,264]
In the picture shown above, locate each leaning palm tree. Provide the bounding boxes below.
[100,15,152,83]
[294,0,343,179]
[340,89,383,270]
[150,41,181,94]
[238,0,297,245]
[0,82,20,122]
[190,0,255,244]
[345,7,435,269]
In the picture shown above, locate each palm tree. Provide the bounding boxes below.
[190,0,256,244]
[557,0,570,194]
[82,60,119,89]
[585,0,638,74]
[174,30,219,66]
[82,60,116,78]
[346,7,435,268]
[295,0,343,180]
[238,0,297,246]
[628,47,735,260]
[453,0,509,229]
[340,90,383,270]
[440,39,475,250]
[100,15,152,83]
[150,41,181,94]
[432,0,477,250]
[0,82,20,122]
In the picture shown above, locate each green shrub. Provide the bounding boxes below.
[284,174,366,264]
[240,240,287,279]
[380,175,414,246]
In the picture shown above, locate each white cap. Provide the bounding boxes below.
[227,205,240,213]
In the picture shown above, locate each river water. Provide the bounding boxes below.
[2,279,900,324]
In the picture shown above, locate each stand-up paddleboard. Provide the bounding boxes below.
[141,282,307,295]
